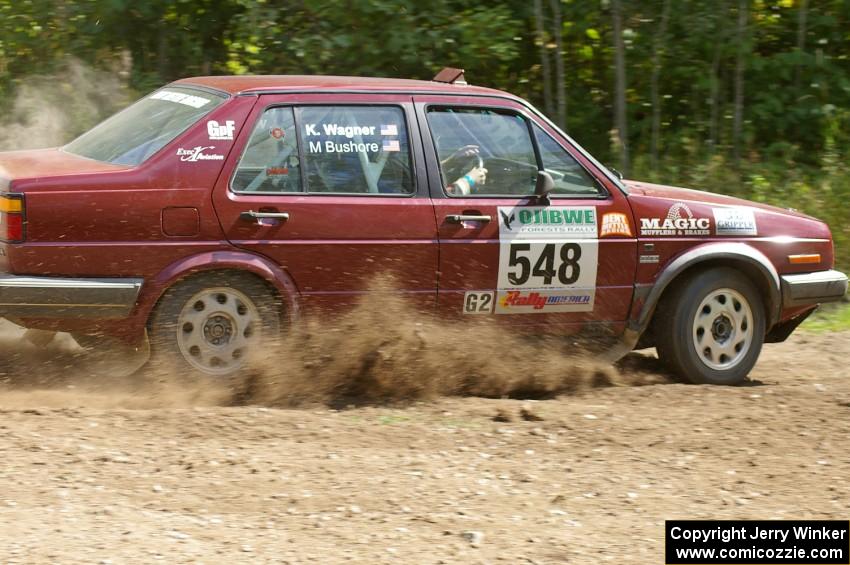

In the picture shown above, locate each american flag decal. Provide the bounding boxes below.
[382,139,400,152]
[380,124,398,136]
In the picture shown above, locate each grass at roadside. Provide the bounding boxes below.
[800,300,850,332]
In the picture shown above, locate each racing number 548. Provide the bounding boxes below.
[507,242,582,286]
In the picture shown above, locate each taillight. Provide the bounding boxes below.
[0,193,25,243]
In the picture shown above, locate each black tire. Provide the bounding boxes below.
[655,267,765,385]
[148,271,282,378]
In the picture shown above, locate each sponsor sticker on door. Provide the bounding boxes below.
[495,206,598,314]
[498,206,598,239]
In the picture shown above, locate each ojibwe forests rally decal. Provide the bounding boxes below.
[495,206,598,314]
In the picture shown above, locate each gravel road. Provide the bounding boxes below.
[0,323,848,564]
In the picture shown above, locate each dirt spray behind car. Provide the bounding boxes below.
[0,277,663,409]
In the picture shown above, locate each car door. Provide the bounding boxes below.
[212,93,438,312]
[415,95,637,332]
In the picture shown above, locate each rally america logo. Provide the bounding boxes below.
[176,146,225,162]
[640,202,710,236]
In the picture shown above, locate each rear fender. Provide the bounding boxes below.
[138,250,300,324]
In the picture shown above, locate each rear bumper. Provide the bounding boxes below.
[0,275,143,319]
[780,269,848,307]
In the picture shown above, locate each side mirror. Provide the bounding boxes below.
[534,170,555,202]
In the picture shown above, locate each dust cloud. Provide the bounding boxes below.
[0,282,641,410]
[0,57,131,151]
[240,286,623,407]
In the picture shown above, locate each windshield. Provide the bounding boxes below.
[64,87,227,166]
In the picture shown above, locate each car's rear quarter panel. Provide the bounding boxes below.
[3,95,261,338]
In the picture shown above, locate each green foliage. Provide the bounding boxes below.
[0,0,848,268]
[802,301,850,332]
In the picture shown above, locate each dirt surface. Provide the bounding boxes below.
[0,324,849,564]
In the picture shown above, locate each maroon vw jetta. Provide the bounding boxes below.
[0,71,845,384]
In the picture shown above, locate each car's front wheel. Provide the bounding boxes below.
[656,267,765,385]
[148,272,281,378]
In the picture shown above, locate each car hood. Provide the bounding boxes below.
[624,180,819,221]
[0,148,129,189]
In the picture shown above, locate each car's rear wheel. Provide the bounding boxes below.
[656,267,765,385]
[148,272,281,378]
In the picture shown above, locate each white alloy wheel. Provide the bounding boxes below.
[175,286,262,376]
[691,287,754,371]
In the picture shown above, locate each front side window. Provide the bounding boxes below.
[533,124,600,195]
[428,107,538,197]
[232,105,414,195]
[64,87,226,166]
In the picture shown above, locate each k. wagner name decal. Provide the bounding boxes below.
[303,123,401,154]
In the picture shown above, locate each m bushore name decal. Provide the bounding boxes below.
[665,520,850,564]
[303,122,401,154]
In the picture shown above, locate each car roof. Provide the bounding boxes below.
[171,75,515,99]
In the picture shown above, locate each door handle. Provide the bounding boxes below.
[446,214,491,223]
[240,210,290,222]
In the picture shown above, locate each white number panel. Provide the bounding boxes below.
[495,206,599,314]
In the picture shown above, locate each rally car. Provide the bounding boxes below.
[0,69,846,384]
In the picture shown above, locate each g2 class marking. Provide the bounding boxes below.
[463,291,495,314]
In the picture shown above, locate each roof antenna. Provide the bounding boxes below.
[432,67,467,85]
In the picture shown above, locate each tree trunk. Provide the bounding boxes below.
[794,0,808,93]
[549,0,567,130]
[533,0,555,118]
[650,0,671,173]
[732,0,748,166]
[157,27,169,80]
[707,1,729,154]
[612,0,630,176]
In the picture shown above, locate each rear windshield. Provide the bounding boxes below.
[64,86,226,166]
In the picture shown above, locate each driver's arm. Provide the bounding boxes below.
[447,165,488,195]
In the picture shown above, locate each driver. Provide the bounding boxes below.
[443,144,488,195]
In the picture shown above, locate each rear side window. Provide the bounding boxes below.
[232,105,413,195]
[231,107,302,193]
[65,87,226,166]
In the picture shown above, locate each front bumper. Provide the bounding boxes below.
[780,269,848,307]
[0,275,143,319]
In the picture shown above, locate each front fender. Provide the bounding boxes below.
[601,242,783,363]
[630,242,782,334]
